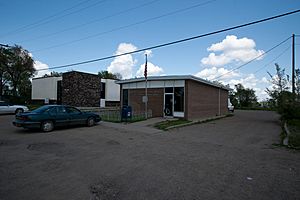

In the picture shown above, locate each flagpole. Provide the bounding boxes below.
[144,54,148,119]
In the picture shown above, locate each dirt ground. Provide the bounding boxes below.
[0,110,299,200]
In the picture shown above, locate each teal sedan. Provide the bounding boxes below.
[13,105,101,132]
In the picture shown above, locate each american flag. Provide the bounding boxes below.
[144,54,148,79]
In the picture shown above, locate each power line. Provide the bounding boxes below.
[32,0,217,53]
[18,0,160,44]
[213,36,291,81]
[36,9,300,72]
[1,0,94,38]
[253,45,291,74]
[0,0,106,38]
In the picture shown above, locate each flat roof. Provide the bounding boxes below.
[116,75,230,90]
[32,76,62,80]
[32,71,118,81]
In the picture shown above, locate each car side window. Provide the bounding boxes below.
[48,107,57,116]
[66,107,81,114]
[0,102,9,106]
[57,107,67,114]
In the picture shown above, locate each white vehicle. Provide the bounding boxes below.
[228,99,234,112]
[0,101,29,114]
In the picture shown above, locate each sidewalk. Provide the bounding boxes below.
[100,117,172,134]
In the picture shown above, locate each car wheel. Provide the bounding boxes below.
[41,121,54,132]
[87,117,95,127]
[15,108,24,114]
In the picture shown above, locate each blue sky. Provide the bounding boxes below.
[1,0,300,100]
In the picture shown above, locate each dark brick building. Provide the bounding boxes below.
[32,71,120,107]
[117,75,230,120]
[61,71,101,107]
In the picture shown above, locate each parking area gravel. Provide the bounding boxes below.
[0,110,299,200]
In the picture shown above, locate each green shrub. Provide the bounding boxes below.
[289,133,300,148]
[287,119,300,148]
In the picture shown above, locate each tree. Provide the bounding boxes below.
[232,83,258,108]
[0,47,10,99]
[295,69,300,101]
[98,70,122,80]
[43,71,62,78]
[266,63,300,119]
[0,45,35,102]
[266,63,290,108]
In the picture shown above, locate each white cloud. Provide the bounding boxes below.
[208,35,256,52]
[195,67,271,100]
[33,60,50,78]
[228,74,257,88]
[196,35,270,101]
[201,35,264,67]
[195,67,239,80]
[261,77,269,83]
[29,52,50,78]
[107,43,138,79]
[227,74,272,100]
[136,62,164,77]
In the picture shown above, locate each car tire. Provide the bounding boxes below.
[41,121,54,132]
[87,117,95,127]
[15,108,24,114]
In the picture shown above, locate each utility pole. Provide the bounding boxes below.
[292,34,295,94]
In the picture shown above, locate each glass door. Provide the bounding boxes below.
[164,94,173,116]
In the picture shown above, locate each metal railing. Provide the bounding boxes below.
[99,109,152,122]
[78,107,153,122]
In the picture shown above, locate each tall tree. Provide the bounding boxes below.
[266,63,300,119]
[0,47,10,99]
[295,69,300,101]
[0,45,35,100]
[266,63,289,107]
[232,83,258,108]
[98,70,122,80]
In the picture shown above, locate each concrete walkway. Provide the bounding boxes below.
[101,117,172,134]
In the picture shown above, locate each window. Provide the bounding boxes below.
[101,82,106,99]
[123,89,128,106]
[66,107,81,114]
[56,106,67,114]
[48,107,57,116]
[174,87,184,112]
[165,87,173,93]
[0,102,9,106]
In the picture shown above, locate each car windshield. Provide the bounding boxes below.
[31,105,54,113]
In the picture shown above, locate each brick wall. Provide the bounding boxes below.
[62,71,101,107]
[128,88,164,117]
[185,80,228,120]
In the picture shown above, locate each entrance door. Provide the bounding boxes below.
[164,94,173,116]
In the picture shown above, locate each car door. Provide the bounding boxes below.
[7,103,16,113]
[0,102,10,114]
[54,106,71,127]
[66,107,85,125]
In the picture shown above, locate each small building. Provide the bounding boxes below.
[116,75,230,120]
[31,71,120,107]
[32,76,62,104]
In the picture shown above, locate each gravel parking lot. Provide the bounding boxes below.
[0,110,299,200]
